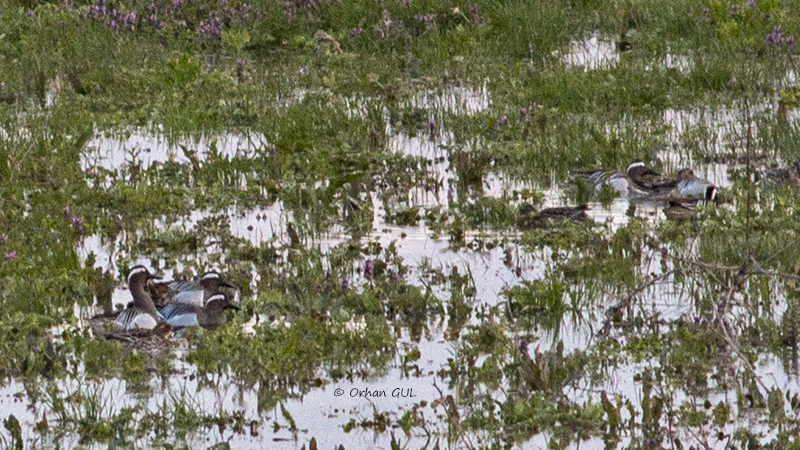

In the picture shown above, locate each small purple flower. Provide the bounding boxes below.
[110,19,116,29]
[402,0,411,6]
[428,120,436,133]
[766,25,789,47]
[64,206,71,219]
[498,115,508,127]
[728,4,737,17]
[6,251,16,260]
[746,0,756,8]
[364,260,374,278]
[350,27,364,37]
[340,277,349,289]
[466,1,481,22]
[71,216,84,235]
[26,11,34,17]
[520,107,527,121]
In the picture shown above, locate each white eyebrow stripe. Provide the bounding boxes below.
[206,294,227,303]
[627,162,645,171]
[201,272,221,281]
[127,266,149,283]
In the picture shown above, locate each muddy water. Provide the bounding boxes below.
[11,82,794,449]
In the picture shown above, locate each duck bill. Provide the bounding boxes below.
[220,281,236,289]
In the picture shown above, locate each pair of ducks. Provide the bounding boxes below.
[93,266,239,354]
[518,163,718,229]
[587,162,718,202]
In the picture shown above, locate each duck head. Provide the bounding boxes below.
[200,271,236,290]
[127,265,161,287]
[626,162,660,180]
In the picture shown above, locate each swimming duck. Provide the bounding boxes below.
[673,168,717,202]
[579,162,661,197]
[663,200,698,221]
[106,322,174,355]
[159,293,240,331]
[517,204,589,229]
[155,271,237,308]
[761,163,800,187]
[90,266,162,335]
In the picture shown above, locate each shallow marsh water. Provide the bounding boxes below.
[3,3,800,448]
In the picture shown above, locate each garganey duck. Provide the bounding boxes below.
[673,168,717,202]
[663,200,699,221]
[517,204,590,229]
[90,265,162,335]
[106,322,174,355]
[579,162,661,197]
[159,293,240,331]
[153,271,237,308]
[761,163,800,187]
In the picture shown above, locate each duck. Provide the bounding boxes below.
[155,271,237,308]
[158,293,240,331]
[673,168,717,202]
[761,163,800,187]
[663,200,698,221]
[517,204,590,229]
[90,265,163,335]
[579,162,661,197]
[106,322,174,355]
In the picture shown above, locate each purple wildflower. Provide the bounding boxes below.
[6,251,16,260]
[766,26,785,46]
[350,27,364,37]
[498,115,508,127]
[26,11,34,17]
[746,0,756,7]
[71,216,84,235]
[728,4,737,17]
[415,13,436,29]
[428,120,436,134]
[364,260,374,278]
[466,1,481,22]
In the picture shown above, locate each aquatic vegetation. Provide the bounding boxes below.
[5,0,800,446]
